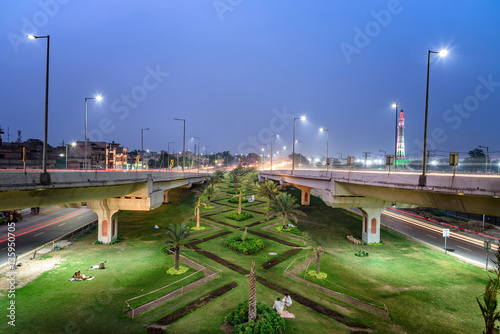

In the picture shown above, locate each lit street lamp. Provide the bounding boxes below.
[392,103,398,170]
[27,34,50,183]
[320,128,329,171]
[420,49,448,186]
[271,134,278,170]
[479,145,489,173]
[84,95,103,170]
[141,128,150,169]
[174,118,186,172]
[292,116,306,173]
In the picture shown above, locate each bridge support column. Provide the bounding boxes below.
[296,186,313,206]
[163,190,170,204]
[359,207,386,244]
[87,199,119,244]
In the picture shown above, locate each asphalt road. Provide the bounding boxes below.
[379,208,497,268]
[0,206,97,266]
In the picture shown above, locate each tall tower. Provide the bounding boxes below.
[396,110,406,162]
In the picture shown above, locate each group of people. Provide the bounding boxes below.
[273,293,294,318]
[69,261,106,281]
[71,271,93,281]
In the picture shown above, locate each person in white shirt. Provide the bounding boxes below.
[282,293,292,308]
[273,298,284,314]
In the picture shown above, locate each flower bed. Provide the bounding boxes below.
[228,197,249,204]
[224,236,265,255]
[226,211,253,221]
[225,301,285,334]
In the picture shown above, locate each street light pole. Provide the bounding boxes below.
[193,137,200,172]
[271,134,278,170]
[320,128,329,171]
[168,141,174,170]
[65,142,76,170]
[174,118,186,172]
[27,34,50,183]
[392,103,398,171]
[479,145,489,173]
[420,49,448,186]
[141,128,150,169]
[292,116,306,173]
[84,96,102,170]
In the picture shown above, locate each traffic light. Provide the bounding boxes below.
[326,157,331,165]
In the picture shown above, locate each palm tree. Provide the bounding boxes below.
[248,261,257,322]
[214,170,225,182]
[266,192,306,229]
[251,172,259,186]
[165,223,192,270]
[257,180,281,207]
[316,246,323,275]
[194,197,207,228]
[477,278,500,334]
[229,172,241,193]
[232,191,244,214]
[207,174,219,189]
[203,184,215,207]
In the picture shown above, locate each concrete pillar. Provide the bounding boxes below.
[296,186,313,206]
[94,208,119,244]
[163,190,170,204]
[359,207,386,244]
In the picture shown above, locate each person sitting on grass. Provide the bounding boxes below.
[282,293,292,308]
[73,271,92,280]
[273,297,284,315]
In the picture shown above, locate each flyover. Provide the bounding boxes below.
[259,169,500,243]
[0,170,208,243]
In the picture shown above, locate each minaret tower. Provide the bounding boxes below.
[396,110,406,162]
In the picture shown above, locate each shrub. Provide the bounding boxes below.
[226,211,253,221]
[228,197,249,204]
[306,270,328,280]
[227,190,236,194]
[224,236,265,255]
[355,250,369,257]
[367,241,384,246]
[225,301,285,334]
[273,225,302,236]
[93,236,123,245]
[160,245,174,255]
[166,265,189,275]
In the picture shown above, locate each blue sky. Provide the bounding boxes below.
[1,0,499,161]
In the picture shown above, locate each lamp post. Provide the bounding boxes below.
[420,49,448,186]
[205,146,210,168]
[292,116,306,173]
[27,34,50,183]
[167,141,174,170]
[193,137,200,172]
[392,103,398,170]
[479,145,489,173]
[271,134,278,170]
[141,128,150,169]
[174,118,186,172]
[84,96,103,170]
[337,152,343,165]
[66,142,76,170]
[320,128,329,171]
[261,145,266,170]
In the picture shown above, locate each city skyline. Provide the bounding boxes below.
[1,1,499,159]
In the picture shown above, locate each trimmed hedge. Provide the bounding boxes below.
[228,197,249,204]
[226,211,253,221]
[225,301,285,334]
[224,236,265,255]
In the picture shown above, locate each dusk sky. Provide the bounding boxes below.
[1,1,499,161]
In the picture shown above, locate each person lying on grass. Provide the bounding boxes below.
[72,271,93,280]
[87,261,106,270]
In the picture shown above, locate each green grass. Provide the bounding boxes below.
[0,175,491,333]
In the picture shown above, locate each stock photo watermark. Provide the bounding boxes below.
[413,73,500,153]
[213,0,244,21]
[86,65,169,142]
[339,0,404,64]
[237,107,294,154]
[6,222,16,327]
[7,0,71,53]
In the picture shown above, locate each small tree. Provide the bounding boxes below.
[194,197,207,228]
[266,192,306,229]
[248,261,257,322]
[229,172,241,193]
[232,191,244,214]
[316,246,323,275]
[165,223,192,270]
[203,185,215,207]
[477,243,500,334]
[257,180,281,207]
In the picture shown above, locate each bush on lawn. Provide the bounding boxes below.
[224,236,265,255]
[228,197,248,204]
[226,211,253,221]
[225,301,285,334]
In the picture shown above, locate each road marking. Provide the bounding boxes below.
[426,234,437,239]
[457,245,472,252]
[0,247,6,251]
[58,223,66,227]
[34,232,44,237]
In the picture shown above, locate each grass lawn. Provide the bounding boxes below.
[0,171,492,333]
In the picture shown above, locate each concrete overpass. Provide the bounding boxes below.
[0,170,208,243]
[259,169,500,243]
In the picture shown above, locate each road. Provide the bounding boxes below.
[0,206,97,266]
[379,208,497,268]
